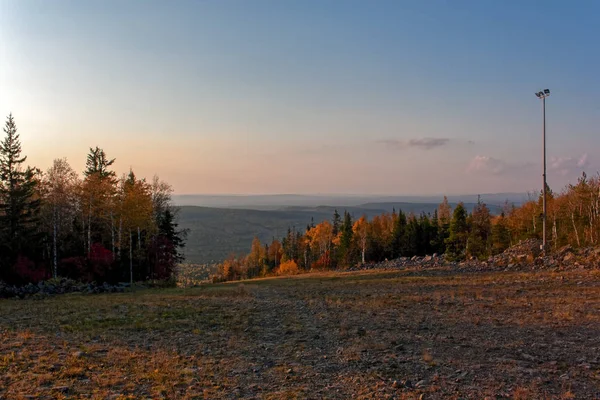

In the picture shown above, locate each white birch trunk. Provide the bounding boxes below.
[571,212,581,247]
[118,217,122,259]
[129,230,133,286]
[53,205,58,279]
[111,211,115,260]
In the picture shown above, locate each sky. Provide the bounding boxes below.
[1,0,599,196]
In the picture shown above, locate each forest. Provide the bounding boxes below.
[217,173,600,281]
[0,114,186,285]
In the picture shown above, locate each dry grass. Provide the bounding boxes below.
[1,268,600,398]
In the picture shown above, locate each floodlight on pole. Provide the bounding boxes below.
[535,89,550,252]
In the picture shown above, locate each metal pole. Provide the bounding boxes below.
[542,96,547,252]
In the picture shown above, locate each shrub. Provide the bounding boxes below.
[277,260,299,276]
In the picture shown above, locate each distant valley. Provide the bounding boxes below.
[176,194,525,263]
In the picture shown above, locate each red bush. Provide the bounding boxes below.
[88,243,114,280]
[13,255,47,283]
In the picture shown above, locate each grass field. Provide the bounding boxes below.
[1,268,599,399]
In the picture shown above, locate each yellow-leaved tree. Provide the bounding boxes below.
[119,170,154,285]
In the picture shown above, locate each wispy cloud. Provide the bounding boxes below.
[377,137,450,150]
[467,155,533,175]
[549,153,590,176]
[408,137,450,150]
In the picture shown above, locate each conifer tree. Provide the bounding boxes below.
[436,197,452,254]
[468,196,492,259]
[81,147,117,254]
[338,210,353,264]
[391,209,407,257]
[332,209,341,236]
[445,202,469,261]
[0,114,41,271]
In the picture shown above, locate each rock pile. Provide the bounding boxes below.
[353,238,600,273]
[0,278,131,299]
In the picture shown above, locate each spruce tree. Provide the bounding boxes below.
[332,209,341,236]
[430,209,444,253]
[392,209,407,257]
[85,146,116,178]
[404,214,420,256]
[0,114,41,267]
[337,211,353,264]
[445,202,469,261]
[158,208,186,262]
[468,196,492,259]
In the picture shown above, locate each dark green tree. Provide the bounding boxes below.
[0,114,41,272]
[85,146,116,178]
[445,202,469,261]
[338,210,354,265]
[468,196,492,259]
[404,214,421,256]
[332,209,341,236]
[391,209,407,257]
[430,209,444,253]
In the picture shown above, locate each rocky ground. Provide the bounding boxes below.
[1,267,599,399]
[0,279,133,299]
[354,239,600,273]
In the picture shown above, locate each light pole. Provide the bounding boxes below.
[535,89,550,252]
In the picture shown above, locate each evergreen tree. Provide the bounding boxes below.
[85,146,116,178]
[468,196,492,259]
[0,114,41,273]
[158,208,186,261]
[81,147,117,254]
[430,209,444,253]
[436,198,452,254]
[338,210,353,265]
[332,209,341,236]
[445,202,469,261]
[391,209,407,257]
[419,212,436,255]
[404,214,420,256]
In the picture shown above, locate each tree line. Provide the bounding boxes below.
[217,175,600,281]
[0,114,186,284]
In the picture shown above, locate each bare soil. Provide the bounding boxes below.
[1,268,600,399]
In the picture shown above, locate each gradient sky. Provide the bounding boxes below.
[1,0,599,195]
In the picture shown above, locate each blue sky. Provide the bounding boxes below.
[1,0,599,195]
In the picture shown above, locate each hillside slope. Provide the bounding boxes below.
[178,202,503,263]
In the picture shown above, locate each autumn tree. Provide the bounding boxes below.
[81,147,117,255]
[267,238,283,271]
[119,170,154,284]
[353,216,368,264]
[247,236,266,278]
[491,213,511,254]
[306,220,333,269]
[41,158,80,278]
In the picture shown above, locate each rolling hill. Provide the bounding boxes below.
[178,201,505,264]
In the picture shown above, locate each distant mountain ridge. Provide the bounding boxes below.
[173,193,526,210]
[178,199,510,264]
